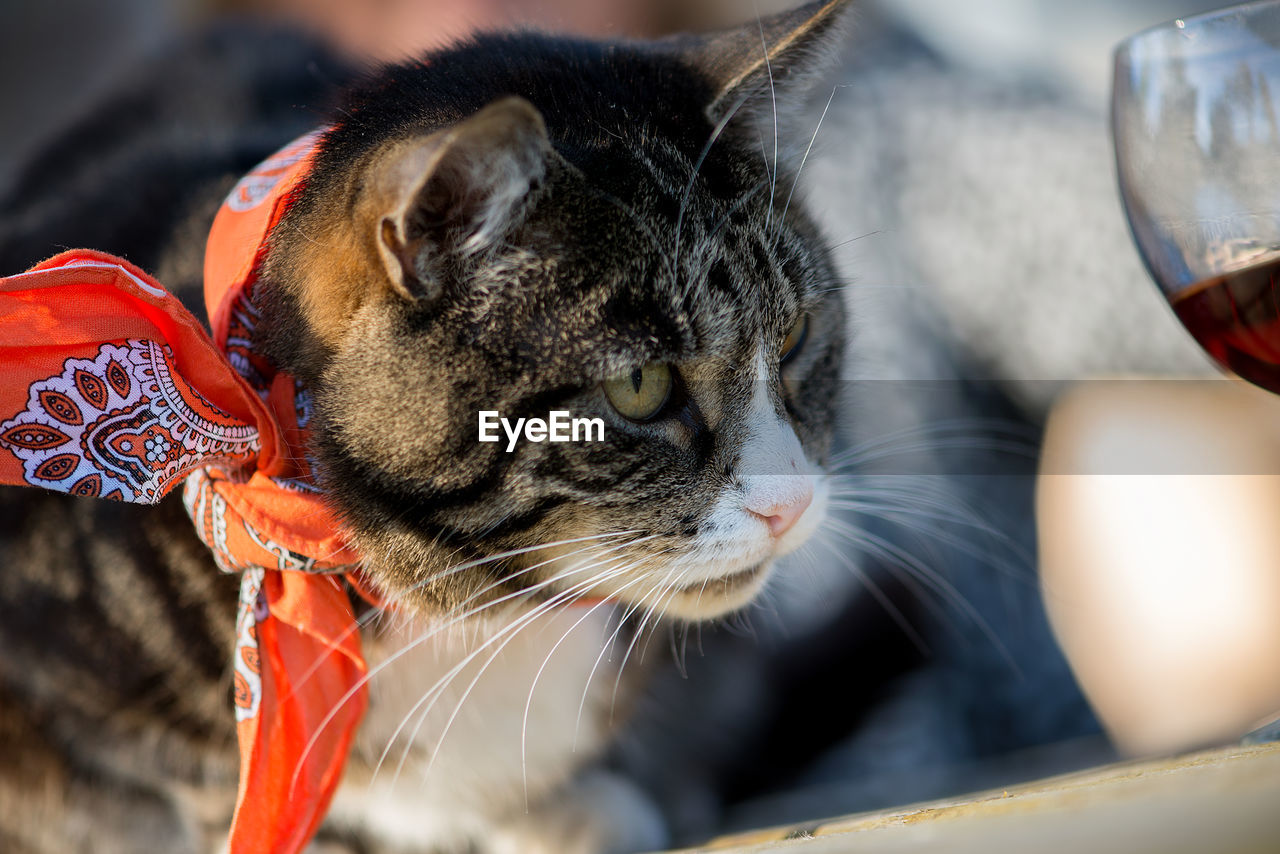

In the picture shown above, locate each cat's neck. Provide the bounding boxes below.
[331,606,633,847]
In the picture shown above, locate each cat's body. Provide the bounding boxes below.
[0,6,854,852]
[0,489,655,852]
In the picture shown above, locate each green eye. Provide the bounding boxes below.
[603,363,673,422]
[781,315,808,363]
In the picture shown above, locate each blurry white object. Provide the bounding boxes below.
[1038,381,1280,756]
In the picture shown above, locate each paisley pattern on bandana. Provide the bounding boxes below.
[0,340,259,502]
[233,568,266,722]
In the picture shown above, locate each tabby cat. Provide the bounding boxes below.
[0,1,852,851]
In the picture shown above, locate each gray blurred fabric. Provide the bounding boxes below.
[807,7,1221,416]
[870,0,1232,107]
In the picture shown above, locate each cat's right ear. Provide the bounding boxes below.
[669,0,854,129]
[367,97,554,302]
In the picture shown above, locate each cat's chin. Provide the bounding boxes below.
[636,561,774,621]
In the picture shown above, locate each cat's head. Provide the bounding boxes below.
[258,0,851,621]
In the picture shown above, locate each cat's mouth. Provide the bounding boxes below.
[668,561,771,616]
[612,560,773,621]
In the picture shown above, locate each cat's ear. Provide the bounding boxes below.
[369,97,553,301]
[673,0,854,127]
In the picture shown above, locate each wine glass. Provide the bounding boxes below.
[1097,2,1280,753]
[1114,0,1280,393]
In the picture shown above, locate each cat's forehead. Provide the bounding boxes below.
[502,153,810,376]
[576,134,806,292]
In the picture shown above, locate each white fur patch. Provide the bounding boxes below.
[328,607,622,851]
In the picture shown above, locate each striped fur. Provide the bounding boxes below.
[0,3,852,851]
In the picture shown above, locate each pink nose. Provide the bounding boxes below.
[751,488,814,539]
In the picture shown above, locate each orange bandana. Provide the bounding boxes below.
[0,132,367,853]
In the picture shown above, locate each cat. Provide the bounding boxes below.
[0,2,855,852]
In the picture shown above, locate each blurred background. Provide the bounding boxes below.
[5,0,1280,846]
[0,0,1230,191]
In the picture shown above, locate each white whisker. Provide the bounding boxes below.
[290,534,659,792]
[518,557,657,808]
[610,564,683,715]
[755,0,780,234]
[674,89,756,283]
[403,565,652,790]
[780,84,847,226]
[824,519,1020,675]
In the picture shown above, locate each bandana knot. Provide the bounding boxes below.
[0,130,369,854]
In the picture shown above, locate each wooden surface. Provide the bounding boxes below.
[671,741,1280,853]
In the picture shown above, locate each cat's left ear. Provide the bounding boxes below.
[367,96,554,302]
[669,0,855,128]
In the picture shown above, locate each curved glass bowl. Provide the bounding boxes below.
[1115,1,1280,392]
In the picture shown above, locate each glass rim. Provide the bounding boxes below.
[1116,0,1280,54]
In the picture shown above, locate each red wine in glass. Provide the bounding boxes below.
[1173,257,1280,394]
